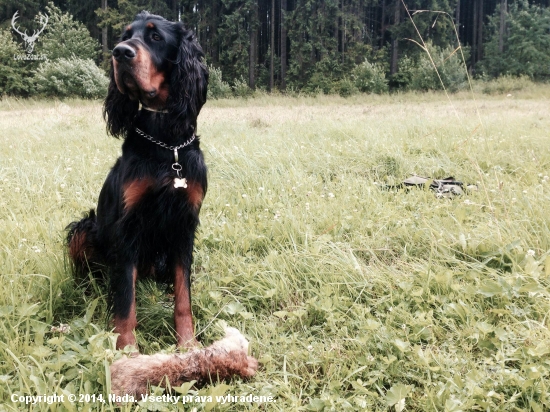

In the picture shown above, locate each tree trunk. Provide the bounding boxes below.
[390,0,400,75]
[270,0,275,91]
[280,0,287,90]
[101,0,108,55]
[342,0,346,64]
[476,0,483,63]
[498,0,507,54]
[380,0,386,49]
[172,0,177,21]
[471,0,478,70]
[101,0,109,59]
[455,0,460,33]
[211,0,219,64]
[249,2,258,89]
[334,1,339,46]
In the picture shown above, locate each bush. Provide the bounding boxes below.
[389,55,415,90]
[34,57,108,98]
[207,65,232,99]
[408,42,468,92]
[481,75,535,94]
[305,58,343,95]
[0,30,34,96]
[351,59,388,94]
[335,77,359,97]
[38,2,100,61]
[232,76,253,98]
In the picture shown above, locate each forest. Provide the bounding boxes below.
[1,0,549,97]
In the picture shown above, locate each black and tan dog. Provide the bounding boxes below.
[67,11,209,351]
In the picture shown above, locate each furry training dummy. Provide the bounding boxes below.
[110,327,258,397]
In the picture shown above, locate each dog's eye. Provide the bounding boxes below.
[151,33,162,41]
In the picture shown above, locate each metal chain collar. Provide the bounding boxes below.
[135,127,196,152]
[135,127,196,184]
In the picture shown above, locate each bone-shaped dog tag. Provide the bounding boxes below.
[174,178,188,189]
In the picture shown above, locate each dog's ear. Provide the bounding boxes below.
[103,66,139,138]
[167,25,209,137]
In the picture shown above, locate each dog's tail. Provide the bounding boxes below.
[110,327,258,397]
[66,209,102,278]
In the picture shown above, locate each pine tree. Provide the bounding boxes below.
[481,0,550,79]
[38,3,100,61]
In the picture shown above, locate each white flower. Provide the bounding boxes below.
[51,323,71,334]
[527,249,535,257]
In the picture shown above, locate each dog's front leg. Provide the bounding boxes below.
[113,264,138,351]
[174,264,198,348]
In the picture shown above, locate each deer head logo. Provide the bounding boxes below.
[11,11,48,55]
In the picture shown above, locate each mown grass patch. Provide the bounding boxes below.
[1,91,549,411]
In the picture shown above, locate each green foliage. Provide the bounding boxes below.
[389,55,415,90]
[232,76,253,98]
[481,74,535,94]
[0,30,34,96]
[391,1,457,56]
[304,58,344,95]
[335,77,359,97]
[286,1,340,90]
[481,0,550,80]
[38,2,100,61]
[95,0,171,35]
[351,59,389,94]
[216,0,256,84]
[400,42,468,92]
[7,0,550,97]
[34,57,108,98]
[207,65,232,99]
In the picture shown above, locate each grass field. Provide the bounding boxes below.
[1,88,550,411]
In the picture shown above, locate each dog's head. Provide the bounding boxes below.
[104,12,208,138]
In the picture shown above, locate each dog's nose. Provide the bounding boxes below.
[112,44,136,61]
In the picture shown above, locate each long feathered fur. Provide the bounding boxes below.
[67,11,210,350]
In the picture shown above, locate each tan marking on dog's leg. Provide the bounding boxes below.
[114,267,138,351]
[174,265,197,348]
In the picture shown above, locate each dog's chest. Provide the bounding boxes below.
[119,179,201,258]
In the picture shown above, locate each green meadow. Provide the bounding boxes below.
[1,88,550,411]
